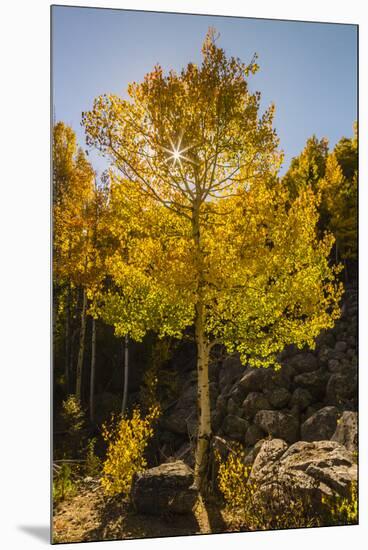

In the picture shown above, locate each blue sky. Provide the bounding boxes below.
[52,6,357,176]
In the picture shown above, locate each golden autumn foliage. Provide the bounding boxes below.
[100,406,160,497]
[321,481,358,525]
[282,125,357,262]
[216,447,252,508]
[83,30,342,368]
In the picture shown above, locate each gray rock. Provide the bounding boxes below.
[249,440,357,513]
[331,411,358,452]
[209,381,218,409]
[245,424,265,447]
[315,331,336,349]
[335,341,348,353]
[347,335,357,349]
[289,352,318,374]
[253,410,299,443]
[222,415,249,441]
[249,439,288,477]
[326,372,357,407]
[318,346,334,366]
[219,355,245,387]
[327,359,341,373]
[290,388,312,412]
[301,406,340,441]
[268,387,291,409]
[228,384,246,405]
[238,368,271,393]
[161,408,197,436]
[227,397,241,416]
[131,461,197,514]
[211,410,223,433]
[242,392,270,419]
[243,439,267,466]
[294,368,330,400]
[271,364,295,389]
[216,394,227,415]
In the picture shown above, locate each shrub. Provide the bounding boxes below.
[139,338,177,412]
[216,447,318,530]
[216,446,251,508]
[85,438,101,477]
[101,406,159,497]
[53,463,76,505]
[321,482,358,525]
[60,395,87,458]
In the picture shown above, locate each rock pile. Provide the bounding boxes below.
[213,287,357,452]
[156,286,357,468]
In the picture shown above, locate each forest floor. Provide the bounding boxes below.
[52,478,242,543]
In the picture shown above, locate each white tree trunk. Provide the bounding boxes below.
[75,289,87,401]
[122,334,129,414]
[89,317,96,422]
[194,304,211,491]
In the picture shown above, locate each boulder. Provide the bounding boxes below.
[243,438,267,466]
[270,364,295,389]
[267,387,291,409]
[294,368,330,400]
[245,424,265,447]
[211,410,223,433]
[215,394,227,415]
[315,331,336,349]
[161,408,197,436]
[289,352,318,374]
[318,346,335,366]
[253,410,299,443]
[222,415,249,441]
[289,388,312,412]
[301,406,340,442]
[326,372,357,407]
[327,359,341,373]
[347,335,357,349]
[249,440,357,513]
[219,355,245,387]
[331,411,358,452]
[238,368,272,394]
[176,380,197,409]
[242,392,270,419]
[228,384,246,405]
[209,381,218,409]
[335,341,347,353]
[249,439,288,476]
[227,397,242,416]
[131,461,197,514]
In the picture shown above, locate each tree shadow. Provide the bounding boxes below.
[84,495,201,541]
[18,525,50,544]
[202,499,227,534]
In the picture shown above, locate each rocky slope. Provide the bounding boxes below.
[158,285,358,463]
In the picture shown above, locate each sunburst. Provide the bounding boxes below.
[162,134,195,166]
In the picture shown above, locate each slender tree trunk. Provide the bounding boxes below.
[344,259,349,284]
[64,284,71,393]
[192,199,212,491]
[75,288,87,401]
[89,317,97,423]
[194,303,211,492]
[122,334,129,415]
